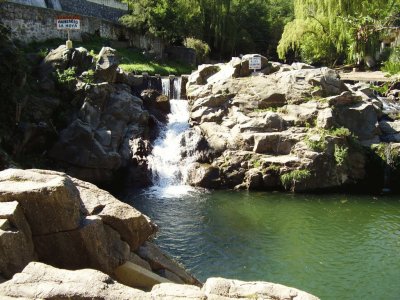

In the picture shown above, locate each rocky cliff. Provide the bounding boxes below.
[183,55,400,192]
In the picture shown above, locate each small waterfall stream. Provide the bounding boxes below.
[147,77,195,197]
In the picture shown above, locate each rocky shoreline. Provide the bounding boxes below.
[0,168,319,299]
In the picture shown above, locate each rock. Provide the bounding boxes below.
[141,89,171,120]
[39,45,93,77]
[252,132,305,155]
[232,112,285,133]
[332,102,379,141]
[151,283,205,300]
[71,177,156,250]
[187,163,221,188]
[115,261,171,290]
[281,101,319,126]
[328,91,362,106]
[130,252,152,271]
[203,277,320,300]
[156,269,186,284]
[187,64,221,86]
[33,215,130,275]
[237,54,269,77]
[291,62,315,70]
[379,120,400,135]
[137,242,200,286]
[0,169,81,235]
[0,201,36,279]
[95,47,119,83]
[0,262,149,300]
[24,96,60,122]
[317,108,334,129]
[50,83,146,184]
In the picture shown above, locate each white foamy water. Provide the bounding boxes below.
[148,98,196,196]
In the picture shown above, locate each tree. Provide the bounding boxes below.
[278,0,400,65]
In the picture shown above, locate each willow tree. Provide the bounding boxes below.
[278,0,400,65]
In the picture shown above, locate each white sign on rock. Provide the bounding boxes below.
[249,56,262,70]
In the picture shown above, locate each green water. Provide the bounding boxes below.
[126,188,400,299]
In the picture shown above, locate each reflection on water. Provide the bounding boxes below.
[124,189,400,299]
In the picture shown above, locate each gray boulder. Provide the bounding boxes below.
[95,47,119,83]
[0,201,36,279]
[72,177,156,250]
[0,169,81,235]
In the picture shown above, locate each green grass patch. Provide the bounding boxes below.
[23,37,193,76]
[280,169,311,189]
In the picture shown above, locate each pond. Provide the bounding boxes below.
[125,187,400,299]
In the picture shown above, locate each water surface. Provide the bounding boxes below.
[126,189,400,299]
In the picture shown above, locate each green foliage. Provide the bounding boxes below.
[371,82,391,96]
[280,169,311,189]
[328,127,352,138]
[56,67,76,85]
[122,0,293,60]
[305,132,328,152]
[81,69,95,84]
[184,37,210,64]
[278,0,399,65]
[334,145,349,167]
[382,46,400,75]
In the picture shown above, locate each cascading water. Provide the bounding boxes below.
[161,78,170,97]
[147,77,196,197]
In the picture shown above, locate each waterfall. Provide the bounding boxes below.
[147,77,195,197]
[161,78,170,97]
[172,77,182,100]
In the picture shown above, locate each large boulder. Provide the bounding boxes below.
[33,215,130,275]
[186,162,221,188]
[0,169,81,235]
[0,169,157,279]
[49,83,147,185]
[332,102,380,143]
[187,64,221,86]
[72,177,156,250]
[0,201,36,279]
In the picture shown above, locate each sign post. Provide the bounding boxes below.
[248,56,262,74]
[56,16,81,49]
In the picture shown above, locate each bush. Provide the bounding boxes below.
[280,169,311,189]
[334,145,348,167]
[56,67,76,85]
[184,37,210,64]
[382,46,400,75]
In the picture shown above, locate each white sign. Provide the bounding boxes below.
[57,18,80,30]
[249,57,262,70]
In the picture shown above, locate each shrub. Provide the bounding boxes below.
[81,69,95,84]
[280,169,311,189]
[305,134,328,152]
[382,46,400,75]
[328,127,352,138]
[334,145,348,167]
[56,67,76,85]
[184,37,210,64]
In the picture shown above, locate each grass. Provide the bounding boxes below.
[280,169,311,189]
[22,37,193,76]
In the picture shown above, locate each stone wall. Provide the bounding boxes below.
[0,2,130,42]
[164,46,196,66]
[8,0,46,8]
